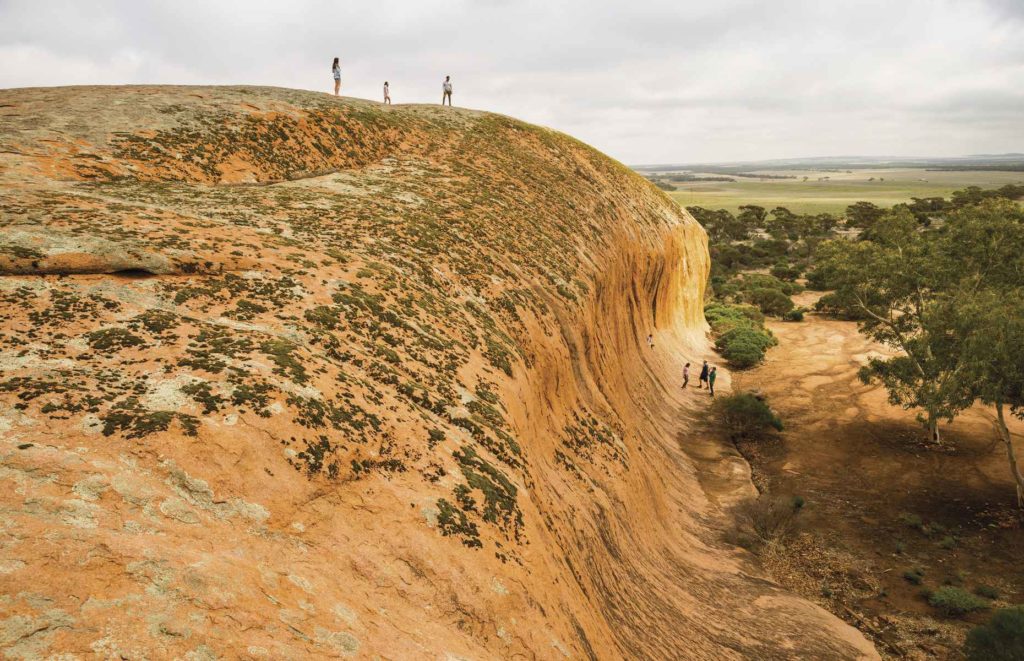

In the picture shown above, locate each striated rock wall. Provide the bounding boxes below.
[0,86,876,659]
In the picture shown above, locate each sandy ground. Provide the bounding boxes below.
[730,291,1024,659]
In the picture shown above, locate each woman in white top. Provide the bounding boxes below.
[383,81,391,105]
[332,58,341,96]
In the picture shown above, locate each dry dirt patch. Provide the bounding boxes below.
[730,291,1024,659]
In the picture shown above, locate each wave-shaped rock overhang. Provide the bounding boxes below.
[0,86,876,659]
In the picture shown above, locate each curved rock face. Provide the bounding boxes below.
[0,86,876,659]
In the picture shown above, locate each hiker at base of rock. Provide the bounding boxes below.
[647,334,654,349]
[442,76,453,106]
[383,81,391,104]
[699,360,709,388]
[683,363,690,388]
[708,366,717,396]
[332,58,341,96]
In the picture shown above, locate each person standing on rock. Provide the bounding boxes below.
[699,360,710,388]
[442,75,453,106]
[683,363,690,388]
[383,81,391,104]
[646,334,654,349]
[332,58,341,96]
[708,366,718,396]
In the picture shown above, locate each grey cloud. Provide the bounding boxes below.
[0,0,1021,163]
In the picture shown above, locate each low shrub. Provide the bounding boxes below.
[965,606,1024,661]
[976,585,1001,600]
[900,512,924,529]
[783,308,805,322]
[704,302,764,333]
[770,264,802,281]
[903,568,925,585]
[712,392,783,441]
[728,495,803,551]
[744,287,795,317]
[929,586,991,617]
[715,326,777,369]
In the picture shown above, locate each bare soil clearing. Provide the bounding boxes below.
[731,290,1024,659]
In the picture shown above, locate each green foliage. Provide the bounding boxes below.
[929,586,991,617]
[805,260,840,291]
[965,606,1024,661]
[85,327,145,352]
[745,287,795,317]
[813,290,868,320]
[712,392,783,441]
[688,206,752,242]
[845,201,886,229]
[453,445,523,540]
[770,263,802,281]
[715,326,777,369]
[704,302,764,333]
[705,302,777,368]
[101,397,199,439]
[436,498,481,548]
[975,585,1001,600]
[811,201,1024,442]
[903,568,925,585]
[900,512,924,529]
[783,308,804,322]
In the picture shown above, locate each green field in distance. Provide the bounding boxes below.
[660,168,1024,215]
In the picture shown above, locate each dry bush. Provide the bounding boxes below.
[727,495,804,553]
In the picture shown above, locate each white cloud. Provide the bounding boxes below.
[0,0,1020,163]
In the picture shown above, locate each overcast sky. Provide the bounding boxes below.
[1,0,1021,164]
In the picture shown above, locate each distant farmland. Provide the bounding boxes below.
[647,168,1024,215]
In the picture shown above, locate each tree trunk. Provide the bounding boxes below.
[996,401,1024,509]
[928,415,941,444]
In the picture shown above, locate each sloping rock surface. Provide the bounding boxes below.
[0,86,876,659]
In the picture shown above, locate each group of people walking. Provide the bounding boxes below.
[682,360,717,396]
[648,335,718,395]
[332,57,454,106]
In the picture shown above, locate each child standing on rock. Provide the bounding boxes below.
[683,363,690,388]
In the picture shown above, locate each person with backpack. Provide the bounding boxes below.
[699,360,710,389]
[708,366,718,396]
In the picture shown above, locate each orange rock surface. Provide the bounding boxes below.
[0,86,877,659]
